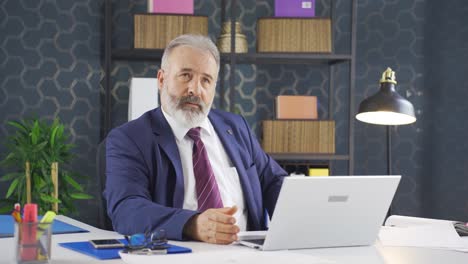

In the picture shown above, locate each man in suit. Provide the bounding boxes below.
[104,34,287,245]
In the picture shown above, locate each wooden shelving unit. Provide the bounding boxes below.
[103,0,357,174]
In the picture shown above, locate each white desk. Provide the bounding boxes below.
[1,215,468,264]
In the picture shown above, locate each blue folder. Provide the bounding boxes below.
[59,239,192,260]
[0,215,88,238]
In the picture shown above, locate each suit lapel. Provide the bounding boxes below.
[209,113,244,172]
[151,108,185,208]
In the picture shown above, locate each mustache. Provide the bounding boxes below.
[178,95,202,108]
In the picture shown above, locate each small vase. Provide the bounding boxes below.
[216,21,248,53]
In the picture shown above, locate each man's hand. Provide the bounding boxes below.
[184,206,240,244]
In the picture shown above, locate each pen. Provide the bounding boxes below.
[36,211,56,239]
[11,203,22,223]
[23,203,38,223]
[11,211,22,223]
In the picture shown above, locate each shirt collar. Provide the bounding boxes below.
[161,107,212,141]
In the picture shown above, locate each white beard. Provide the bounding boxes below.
[161,84,212,128]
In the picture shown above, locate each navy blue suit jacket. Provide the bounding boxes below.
[104,107,286,240]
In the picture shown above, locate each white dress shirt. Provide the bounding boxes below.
[162,109,248,231]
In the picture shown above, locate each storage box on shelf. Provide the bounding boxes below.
[274,0,316,17]
[257,18,332,53]
[262,120,335,154]
[276,95,318,120]
[134,14,208,49]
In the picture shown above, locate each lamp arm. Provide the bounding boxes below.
[387,126,392,176]
[386,125,393,219]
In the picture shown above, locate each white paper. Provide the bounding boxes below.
[380,222,464,248]
[379,215,467,251]
[120,250,336,264]
[385,215,453,227]
[128,77,158,121]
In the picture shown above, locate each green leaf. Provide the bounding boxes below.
[35,141,48,151]
[0,172,23,182]
[34,174,48,191]
[15,179,25,202]
[63,173,83,192]
[50,125,59,148]
[7,121,28,133]
[70,193,93,199]
[5,178,20,198]
[39,194,61,203]
[2,152,17,163]
[31,120,40,145]
[55,124,63,140]
[41,151,52,164]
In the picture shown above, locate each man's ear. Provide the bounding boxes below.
[157,69,164,91]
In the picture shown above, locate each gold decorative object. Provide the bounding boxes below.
[216,21,248,53]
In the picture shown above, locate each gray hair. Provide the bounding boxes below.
[161,34,220,71]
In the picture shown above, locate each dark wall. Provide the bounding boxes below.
[355,0,468,221]
[354,0,425,216]
[422,1,468,220]
[1,0,467,226]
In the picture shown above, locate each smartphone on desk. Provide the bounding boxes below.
[90,239,124,249]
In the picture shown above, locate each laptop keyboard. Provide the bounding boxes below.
[244,239,265,245]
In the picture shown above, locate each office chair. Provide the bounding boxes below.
[96,138,113,230]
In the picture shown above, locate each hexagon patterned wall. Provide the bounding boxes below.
[355,0,426,217]
[0,0,103,225]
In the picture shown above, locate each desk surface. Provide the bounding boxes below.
[1,215,468,264]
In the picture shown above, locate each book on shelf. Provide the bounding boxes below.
[262,120,335,154]
[275,0,316,17]
[134,14,207,49]
[147,0,193,14]
[276,95,318,119]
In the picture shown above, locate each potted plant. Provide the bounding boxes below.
[0,118,92,214]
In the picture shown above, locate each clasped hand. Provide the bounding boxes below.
[184,206,240,244]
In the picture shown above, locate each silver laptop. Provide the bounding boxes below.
[239,175,401,251]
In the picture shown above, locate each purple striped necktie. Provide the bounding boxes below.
[187,127,223,211]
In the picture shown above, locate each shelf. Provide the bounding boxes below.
[268,153,350,161]
[112,48,164,61]
[112,49,351,65]
[105,0,357,174]
[222,53,352,65]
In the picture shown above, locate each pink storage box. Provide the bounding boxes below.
[148,0,194,14]
[275,0,315,17]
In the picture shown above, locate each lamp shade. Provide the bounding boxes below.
[356,68,416,126]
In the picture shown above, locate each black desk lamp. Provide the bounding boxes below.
[355,67,416,216]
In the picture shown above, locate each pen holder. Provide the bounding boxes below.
[15,222,52,264]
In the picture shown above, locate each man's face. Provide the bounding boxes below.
[158,45,218,127]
